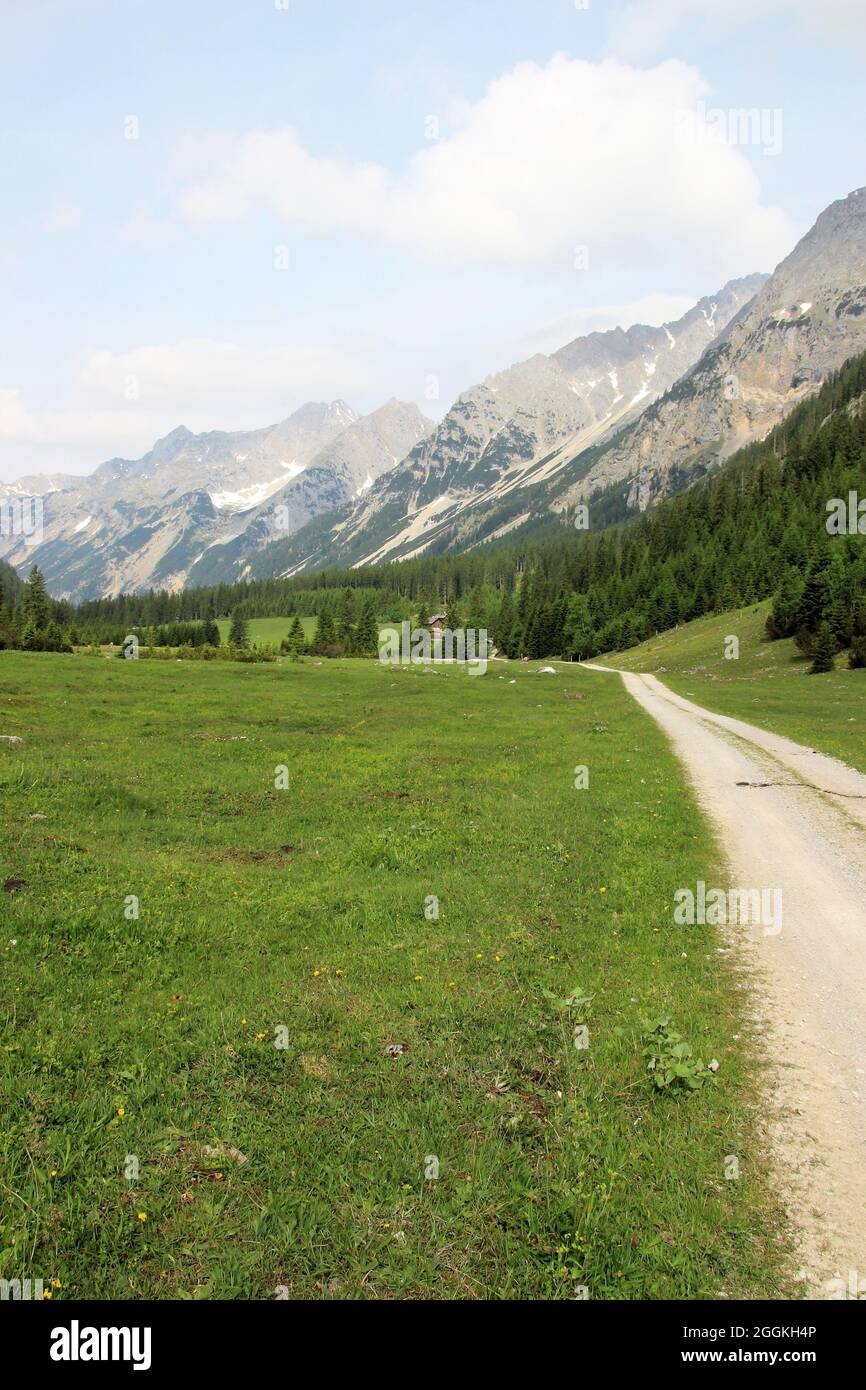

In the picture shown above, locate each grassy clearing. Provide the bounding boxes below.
[0,651,791,1299]
[595,602,866,774]
[215,616,318,648]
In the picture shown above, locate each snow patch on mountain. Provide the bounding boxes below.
[210,477,289,511]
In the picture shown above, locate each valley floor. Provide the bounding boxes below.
[0,650,795,1300]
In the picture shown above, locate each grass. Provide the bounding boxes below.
[594,601,866,774]
[0,650,792,1300]
[216,616,317,648]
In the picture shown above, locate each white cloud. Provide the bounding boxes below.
[0,339,373,480]
[607,0,866,61]
[77,339,370,417]
[0,389,38,441]
[179,129,388,230]
[175,55,795,282]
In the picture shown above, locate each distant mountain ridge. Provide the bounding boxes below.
[250,188,866,580]
[0,399,432,599]
[239,276,766,578]
[558,186,866,514]
[4,187,866,599]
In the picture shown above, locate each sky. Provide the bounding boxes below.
[0,0,864,482]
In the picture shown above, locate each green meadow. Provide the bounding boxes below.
[215,616,318,648]
[595,601,866,774]
[0,650,792,1300]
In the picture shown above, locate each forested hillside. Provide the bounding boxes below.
[0,558,23,610]
[11,352,866,665]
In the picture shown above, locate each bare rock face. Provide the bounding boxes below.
[565,188,866,511]
[267,190,866,578]
[185,399,433,586]
[5,189,865,594]
[0,399,431,599]
[272,277,763,573]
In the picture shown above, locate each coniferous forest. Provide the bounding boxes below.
[3,350,865,667]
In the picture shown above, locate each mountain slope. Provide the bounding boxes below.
[6,187,866,597]
[557,186,866,513]
[249,188,866,580]
[0,557,23,609]
[186,399,432,585]
[247,277,765,577]
[0,400,430,599]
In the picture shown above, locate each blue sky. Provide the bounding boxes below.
[1,0,864,480]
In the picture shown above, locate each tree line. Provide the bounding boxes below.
[2,349,865,667]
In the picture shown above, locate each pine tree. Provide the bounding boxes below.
[796,554,830,635]
[765,569,803,639]
[312,603,336,653]
[493,590,514,652]
[337,588,357,651]
[22,564,50,631]
[228,609,249,647]
[43,620,71,653]
[809,622,836,674]
[285,615,306,659]
[355,599,379,657]
[563,594,594,660]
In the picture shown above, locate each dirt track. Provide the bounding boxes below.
[585,665,866,1297]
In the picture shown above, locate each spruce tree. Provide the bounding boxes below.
[228,609,249,647]
[286,615,306,659]
[494,590,514,652]
[355,599,379,657]
[337,588,357,650]
[796,555,830,635]
[313,603,336,653]
[22,564,50,631]
[809,622,836,674]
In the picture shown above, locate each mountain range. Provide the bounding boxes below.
[3,187,865,600]
[0,400,431,599]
